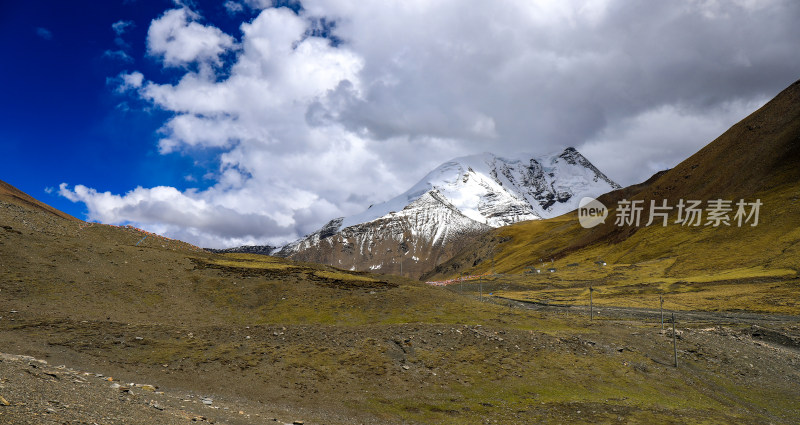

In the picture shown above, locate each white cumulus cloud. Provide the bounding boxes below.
[146,7,236,67]
[60,0,800,248]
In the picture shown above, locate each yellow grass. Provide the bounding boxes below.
[206,253,296,270]
[443,182,800,315]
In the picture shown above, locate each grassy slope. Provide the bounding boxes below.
[424,80,800,315]
[1,184,798,424]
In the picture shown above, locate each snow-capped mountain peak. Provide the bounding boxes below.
[341,147,619,229]
[271,147,618,278]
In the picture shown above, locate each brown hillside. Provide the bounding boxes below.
[425,78,800,286]
[573,78,800,251]
[0,179,80,222]
[646,79,800,201]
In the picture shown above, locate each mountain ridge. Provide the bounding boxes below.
[277,190,491,277]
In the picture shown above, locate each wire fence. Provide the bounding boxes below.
[436,274,800,369]
[438,274,800,327]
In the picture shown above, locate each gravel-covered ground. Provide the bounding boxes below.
[0,351,309,425]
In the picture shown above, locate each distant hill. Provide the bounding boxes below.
[205,244,277,255]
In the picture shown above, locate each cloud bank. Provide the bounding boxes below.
[61,0,800,248]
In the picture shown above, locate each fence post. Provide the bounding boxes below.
[672,313,678,368]
[589,286,594,320]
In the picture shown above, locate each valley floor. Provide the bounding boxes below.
[1,302,799,424]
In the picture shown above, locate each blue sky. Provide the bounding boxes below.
[0,0,248,218]
[1,1,799,248]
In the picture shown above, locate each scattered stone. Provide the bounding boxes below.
[109,383,129,392]
[0,395,9,406]
[149,400,164,411]
[201,397,213,405]
[402,365,410,370]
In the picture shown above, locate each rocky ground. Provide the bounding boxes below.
[0,351,310,425]
[1,307,799,424]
